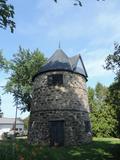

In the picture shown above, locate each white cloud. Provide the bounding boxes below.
[17,0,120,44]
[48,22,84,39]
[88,1,120,47]
[85,59,113,78]
[81,49,114,78]
[2,0,119,118]
[36,0,73,27]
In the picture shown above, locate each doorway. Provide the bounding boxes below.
[49,120,64,146]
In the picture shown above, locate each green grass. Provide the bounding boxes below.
[0,138,120,160]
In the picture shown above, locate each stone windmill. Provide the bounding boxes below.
[28,49,92,146]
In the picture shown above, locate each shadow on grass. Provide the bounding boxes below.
[0,138,120,160]
[66,140,120,160]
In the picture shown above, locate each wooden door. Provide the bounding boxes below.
[49,120,64,146]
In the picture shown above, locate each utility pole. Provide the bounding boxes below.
[0,86,4,118]
[14,100,18,136]
[13,72,19,136]
[0,85,18,136]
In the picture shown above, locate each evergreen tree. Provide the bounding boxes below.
[105,43,120,137]
[106,81,120,137]
[88,83,118,137]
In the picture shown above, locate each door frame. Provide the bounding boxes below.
[48,120,64,146]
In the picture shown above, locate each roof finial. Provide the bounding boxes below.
[59,41,61,49]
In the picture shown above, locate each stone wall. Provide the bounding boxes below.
[28,71,92,145]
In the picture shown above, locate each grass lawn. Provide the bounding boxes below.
[0,137,120,160]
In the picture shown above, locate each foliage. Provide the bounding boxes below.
[104,43,120,137]
[0,0,15,32]
[0,97,3,118]
[3,47,46,111]
[23,116,29,129]
[0,51,4,69]
[95,83,108,102]
[0,51,7,109]
[105,43,120,80]
[106,80,120,137]
[88,83,118,137]
[0,50,8,70]
[107,81,120,109]
[0,138,120,160]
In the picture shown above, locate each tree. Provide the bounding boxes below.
[0,0,15,33]
[88,83,118,137]
[4,47,46,111]
[105,42,120,137]
[105,43,120,80]
[0,97,3,118]
[23,116,29,130]
[95,82,108,102]
[0,50,8,70]
[106,81,120,137]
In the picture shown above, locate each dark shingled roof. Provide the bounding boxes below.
[33,49,88,81]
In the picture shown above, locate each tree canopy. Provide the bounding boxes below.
[0,0,15,32]
[88,83,118,137]
[107,81,120,136]
[0,50,8,70]
[105,43,120,81]
[92,46,120,137]
[104,43,120,136]
[2,47,46,111]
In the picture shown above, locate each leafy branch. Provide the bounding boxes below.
[0,0,15,33]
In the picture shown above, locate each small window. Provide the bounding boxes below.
[48,74,63,85]
[19,128,22,131]
[84,121,91,132]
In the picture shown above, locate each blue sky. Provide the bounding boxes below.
[0,0,119,118]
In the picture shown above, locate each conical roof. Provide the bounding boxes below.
[33,49,88,81]
[42,49,72,71]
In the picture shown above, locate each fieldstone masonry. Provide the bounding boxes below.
[28,71,92,146]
